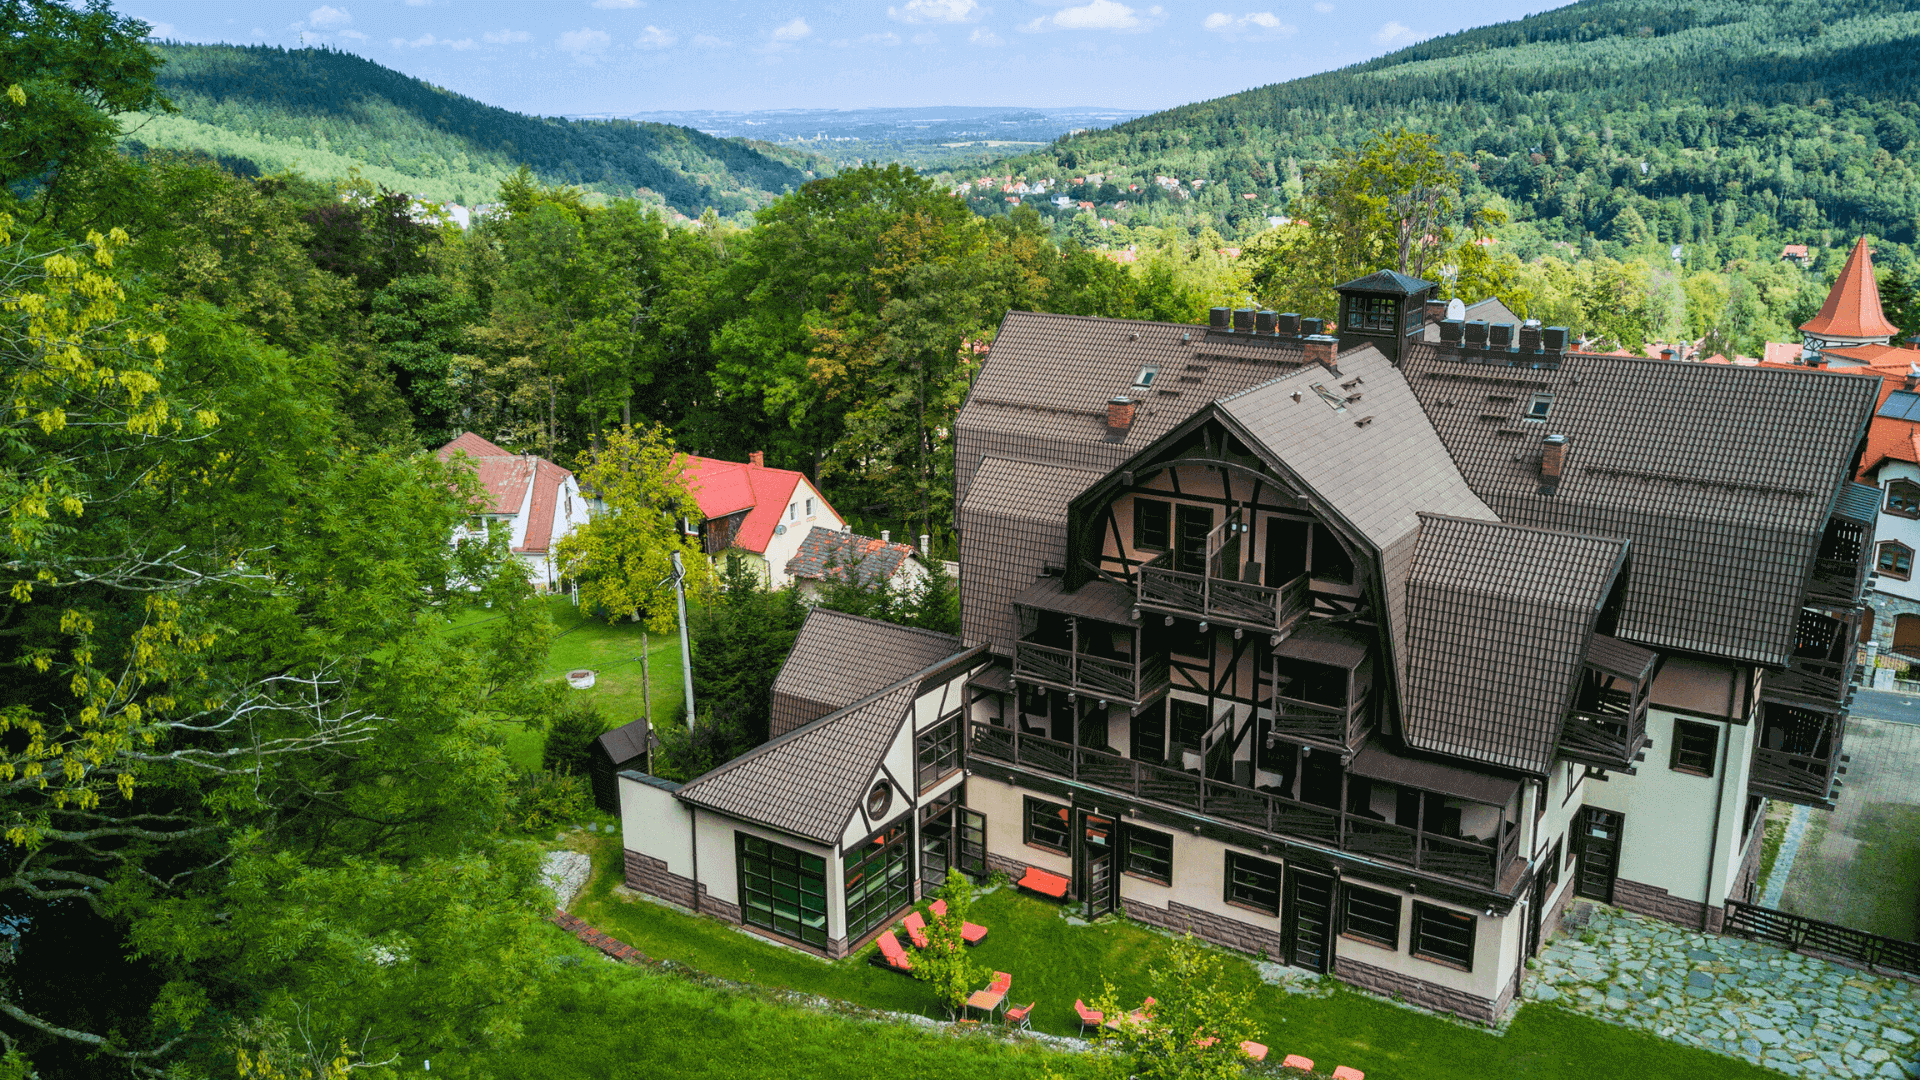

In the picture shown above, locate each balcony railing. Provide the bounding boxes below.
[1750,703,1846,808]
[968,721,1515,890]
[1268,691,1372,753]
[1767,608,1860,710]
[1807,514,1870,609]
[1013,640,1169,706]
[1752,747,1841,806]
[1136,553,1310,635]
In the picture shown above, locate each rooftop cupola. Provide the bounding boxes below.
[1333,269,1436,366]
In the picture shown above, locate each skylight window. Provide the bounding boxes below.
[1310,383,1347,413]
[1525,393,1554,421]
[1134,367,1157,388]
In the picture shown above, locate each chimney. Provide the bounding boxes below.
[1906,334,1920,351]
[1302,335,1338,369]
[1439,319,1464,345]
[748,450,764,467]
[1488,322,1514,351]
[1906,363,1919,391]
[1232,307,1256,333]
[1541,434,1568,480]
[1255,310,1277,335]
[1276,312,1300,336]
[1542,326,1569,353]
[1300,316,1325,336]
[1463,320,1488,349]
[1209,307,1230,331]
[1660,348,1675,362]
[1108,395,1137,432]
[1425,298,1448,326]
[1519,322,1542,353]
[881,530,890,543]
[919,533,930,557]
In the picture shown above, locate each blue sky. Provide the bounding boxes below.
[123,0,1565,114]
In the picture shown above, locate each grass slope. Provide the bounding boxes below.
[568,833,1784,1080]
[133,44,808,215]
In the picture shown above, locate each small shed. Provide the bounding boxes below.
[589,718,656,814]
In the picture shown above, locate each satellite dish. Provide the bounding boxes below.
[1445,298,1467,321]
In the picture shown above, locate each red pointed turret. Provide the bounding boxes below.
[1800,237,1899,341]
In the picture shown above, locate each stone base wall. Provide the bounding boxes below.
[986,851,1035,882]
[1123,898,1287,959]
[1865,591,1920,654]
[1613,876,1722,933]
[622,848,742,925]
[1335,956,1504,1025]
[1543,878,1579,946]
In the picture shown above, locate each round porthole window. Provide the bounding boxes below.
[866,781,893,819]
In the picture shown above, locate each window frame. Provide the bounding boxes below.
[1670,718,1720,777]
[736,832,830,949]
[915,713,963,792]
[1120,824,1173,885]
[1341,884,1401,950]
[1134,497,1172,552]
[1878,541,1913,581]
[1023,797,1071,854]
[1887,480,1920,519]
[1409,902,1476,971]
[843,821,915,944]
[1524,393,1554,421]
[1223,851,1282,916]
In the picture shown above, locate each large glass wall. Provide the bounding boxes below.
[736,833,829,948]
[844,820,914,943]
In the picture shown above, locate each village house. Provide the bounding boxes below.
[438,432,591,591]
[616,271,1876,1025]
[784,526,928,603]
[680,452,843,589]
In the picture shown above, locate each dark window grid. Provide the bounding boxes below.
[1410,902,1476,970]
[738,834,829,948]
[1670,719,1719,777]
[1347,296,1396,332]
[1025,797,1071,853]
[916,714,963,791]
[1224,852,1281,915]
[1342,884,1401,950]
[844,823,914,943]
[1122,826,1173,884]
[1135,498,1172,552]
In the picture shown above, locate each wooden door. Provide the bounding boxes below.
[1575,807,1624,903]
[1895,614,1920,657]
[1174,506,1213,575]
[1265,518,1309,586]
[957,809,987,876]
[1075,811,1117,919]
[1526,863,1551,957]
[1283,868,1335,972]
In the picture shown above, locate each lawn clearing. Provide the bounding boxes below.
[567,833,1784,1080]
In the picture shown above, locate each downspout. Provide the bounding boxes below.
[1700,669,1737,931]
[690,805,701,915]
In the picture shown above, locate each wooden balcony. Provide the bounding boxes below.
[968,721,1519,891]
[1267,621,1374,753]
[1136,552,1310,635]
[1766,607,1860,711]
[1556,634,1658,770]
[1013,640,1169,707]
[1751,702,1846,808]
[1806,512,1871,609]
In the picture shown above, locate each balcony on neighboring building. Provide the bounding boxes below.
[1805,484,1879,609]
[1556,633,1658,770]
[967,721,1524,893]
[1766,607,1861,711]
[1136,551,1311,636]
[1012,577,1169,708]
[1265,621,1375,754]
[1750,701,1847,808]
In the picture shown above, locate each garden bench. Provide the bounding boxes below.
[1016,866,1070,899]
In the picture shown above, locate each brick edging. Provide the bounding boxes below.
[551,908,649,964]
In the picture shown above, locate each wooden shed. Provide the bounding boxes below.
[589,718,656,814]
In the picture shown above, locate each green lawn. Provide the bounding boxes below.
[568,834,1784,1080]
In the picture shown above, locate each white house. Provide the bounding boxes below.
[783,526,928,602]
[437,432,591,591]
[680,452,843,588]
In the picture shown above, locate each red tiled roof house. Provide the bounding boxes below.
[437,433,591,591]
[679,452,844,588]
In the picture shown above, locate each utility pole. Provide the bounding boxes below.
[670,551,696,732]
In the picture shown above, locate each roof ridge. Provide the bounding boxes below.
[796,605,964,647]
[1415,512,1632,549]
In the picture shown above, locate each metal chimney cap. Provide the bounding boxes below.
[1543,433,1568,445]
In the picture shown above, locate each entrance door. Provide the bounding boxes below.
[1896,614,1920,657]
[1282,868,1335,972]
[957,809,988,876]
[1075,810,1117,919]
[1174,506,1213,575]
[1575,807,1624,903]
[920,813,952,886]
[1526,863,1551,957]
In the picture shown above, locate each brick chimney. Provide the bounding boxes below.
[748,451,765,467]
[1108,395,1137,432]
[1424,298,1448,326]
[1302,335,1338,369]
[1906,364,1919,391]
[1541,434,1568,480]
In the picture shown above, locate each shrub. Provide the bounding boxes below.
[543,700,606,776]
[511,769,589,831]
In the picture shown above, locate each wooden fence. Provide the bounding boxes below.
[1723,900,1920,976]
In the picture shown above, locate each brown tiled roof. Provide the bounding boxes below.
[594,717,653,766]
[680,644,984,843]
[1011,575,1136,626]
[1800,237,1899,340]
[1400,344,1880,666]
[784,527,917,588]
[957,455,1105,656]
[768,608,965,738]
[1403,514,1630,775]
[1217,349,1497,697]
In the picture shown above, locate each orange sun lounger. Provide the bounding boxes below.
[929,899,990,944]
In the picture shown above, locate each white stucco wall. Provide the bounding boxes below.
[762,477,844,588]
[620,775,693,877]
[1870,461,1920,604]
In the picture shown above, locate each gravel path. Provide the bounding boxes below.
[1525,904,1920,1077]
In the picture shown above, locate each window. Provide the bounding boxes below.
[1171,699,1209,752]
[1310,383,1348,413]
[1670,719,1719,777]
[1134,498,1171,552]
[1024,797,1071,853]
[1133,367,1158,388]
[916,714,962,791]
[1410,902,1476,969]
[1546,838,1564,890]
[1347,295,1396,332]
[788,503,798,520]
[1341,884,1401,949]
[1888,480,1920,519]
[805,497,814,516]
[1525,394,1554,421]
[1224,851,1282,915]
[844,822,914,943]
[1121,825,1173,884]
[1879,542,1913,580]
[737,833,829,948]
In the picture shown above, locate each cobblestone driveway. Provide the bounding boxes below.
[1524,904,1920,1077]
[1774,717,1920,942]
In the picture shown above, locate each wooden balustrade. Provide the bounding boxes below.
[1135,553,1310,634]
[1013,640,1170,705]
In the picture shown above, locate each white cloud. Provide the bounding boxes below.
[693,34,731,48]
[861,31,903,45]
[483,29,531,43]
[1313,2,1333,11]
[144,21,175,39]
[448,37,476,49]
[636,25,676,47]
[338,29,368,41]
[307,5,352,30]
[593,0,641,6]
[912,31,939,43]
[1019,0,1163,33]
[888,0,982,24]
[771,17,811,41]
[1372,20,1425,46]
[393,32,437,46]
[558,27,612,57]
[969,26,1004,45]
[1201,11,1296,38]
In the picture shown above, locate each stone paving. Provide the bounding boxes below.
[1525,903,1920,1077]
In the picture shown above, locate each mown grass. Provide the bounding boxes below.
[567,833,1785,1080]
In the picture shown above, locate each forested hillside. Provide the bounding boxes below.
[986,0,1920,261]
[129,44,809,213]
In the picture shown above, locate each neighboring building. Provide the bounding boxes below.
[1800,237,1902,364]
[680,452,843,588]
[589,719,655,814]
[617,276,1878,1024]
[784,526,927,603]
[438,432,591,590]
[1781,244,1811,267]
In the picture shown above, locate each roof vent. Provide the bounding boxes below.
[1209,307,1230,331]
[1255,310,1277,335]
[1232,308,1256,332]
[1108,395,1137,432]
[1276,313,1300,335]
[1541,434,1568,482]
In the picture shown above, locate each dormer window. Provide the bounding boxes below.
[1348,296,1396,332]
[1133,367,1157,388]
[1525,394,1554,421]
[1888,480,1920,519]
